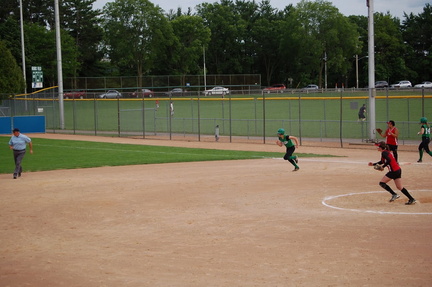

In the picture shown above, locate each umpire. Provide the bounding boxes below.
[8,128,33,179]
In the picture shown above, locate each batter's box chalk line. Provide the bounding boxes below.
[322,190,432,215]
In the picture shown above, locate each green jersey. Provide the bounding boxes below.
[421,124,430,138]
[279,135,294,148]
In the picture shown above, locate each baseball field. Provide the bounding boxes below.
[1,133,431,286]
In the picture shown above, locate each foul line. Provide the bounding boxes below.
[322,190,432,215]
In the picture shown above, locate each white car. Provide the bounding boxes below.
[414,81,432,88]
[390,80,412,88]
[203,86,230,96]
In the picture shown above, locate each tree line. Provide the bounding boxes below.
[0,0,431,94]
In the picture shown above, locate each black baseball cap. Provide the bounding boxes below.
[13,128,20,132]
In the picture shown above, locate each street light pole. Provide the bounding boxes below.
[19,0,26,94]
[356,55,368,89]
[54,0,64,129]
[367,0,376,140]
[355,54,359,89]
[324,51,327,91]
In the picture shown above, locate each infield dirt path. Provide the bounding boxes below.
[1,134,431,286]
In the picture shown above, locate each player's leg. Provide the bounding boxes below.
[284,147,299,171]
[423,138,432,157]
[418,142,424,162]
[394,178,416,204]
[390,145,398,163]
[379,175,399,201]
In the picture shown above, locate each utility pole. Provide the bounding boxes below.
[367,0,376,140]
[54,0,64,129]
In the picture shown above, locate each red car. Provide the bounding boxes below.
[263,84,286,93]
[64,90,86,99]
[131,89,155,98]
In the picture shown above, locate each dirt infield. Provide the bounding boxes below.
[1,134,431,286]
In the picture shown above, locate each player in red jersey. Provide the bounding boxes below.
[377,120,399,162]
[368,141,416,205]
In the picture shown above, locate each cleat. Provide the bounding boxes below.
[294,156,299,163]
[417,159,422,163]
[389,194,400,202]
[405,199,416,205]
[293,167,299,172]
[13,174,17,179]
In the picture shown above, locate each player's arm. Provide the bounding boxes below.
[288,135,299,148]
[392,127,399,138]
[418,127,425,135]
[381,152,391,168]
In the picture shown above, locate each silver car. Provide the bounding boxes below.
[203,86,230,96]
[390,81,412,89]
[99,90,122,99]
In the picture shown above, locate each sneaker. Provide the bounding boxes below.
[294,156,299,163]
[389,194,400,202]
[417,159,422,163]
[293,167,299,172]
[405,199,416,205]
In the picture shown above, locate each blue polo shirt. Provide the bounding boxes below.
[9,134,31,151]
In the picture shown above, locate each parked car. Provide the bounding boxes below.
[414,81,432,88]
[390,80,412,88]
[164,88,187,97]
[98,90,122,99]
[64,90,86,99]
[263,84,286,93]
[375,81,389,88]
[131,89,154,98]
[203,86,230,96]
[303,84,319,90]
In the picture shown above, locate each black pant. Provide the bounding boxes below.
[387,144,398,162]
[418,137,431,153]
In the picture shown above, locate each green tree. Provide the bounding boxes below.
[251,2,286,85]
[170,15,211,75]
[24,23,79,86]
[196,1,243,74]
[61,0,104,79]
[402,4,432,83]
[289,0,360,88]
[102,0,174,85]
[373,13,415,83]
[0,40,25,97]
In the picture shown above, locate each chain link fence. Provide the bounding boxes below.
[1,86,431,146]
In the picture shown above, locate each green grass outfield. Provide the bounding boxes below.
[0,137,334,174]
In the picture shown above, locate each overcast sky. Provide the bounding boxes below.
[93,0,427,19]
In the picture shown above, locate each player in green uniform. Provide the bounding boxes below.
[417,117,432,163]
[276,128,300,171]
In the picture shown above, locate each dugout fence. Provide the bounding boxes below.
[2,87,431,146]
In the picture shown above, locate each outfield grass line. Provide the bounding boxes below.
[36,143,275,159]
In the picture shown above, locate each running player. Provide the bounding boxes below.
[417,117,432,163]
[368,141,416,205]
[276,128,300,171]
